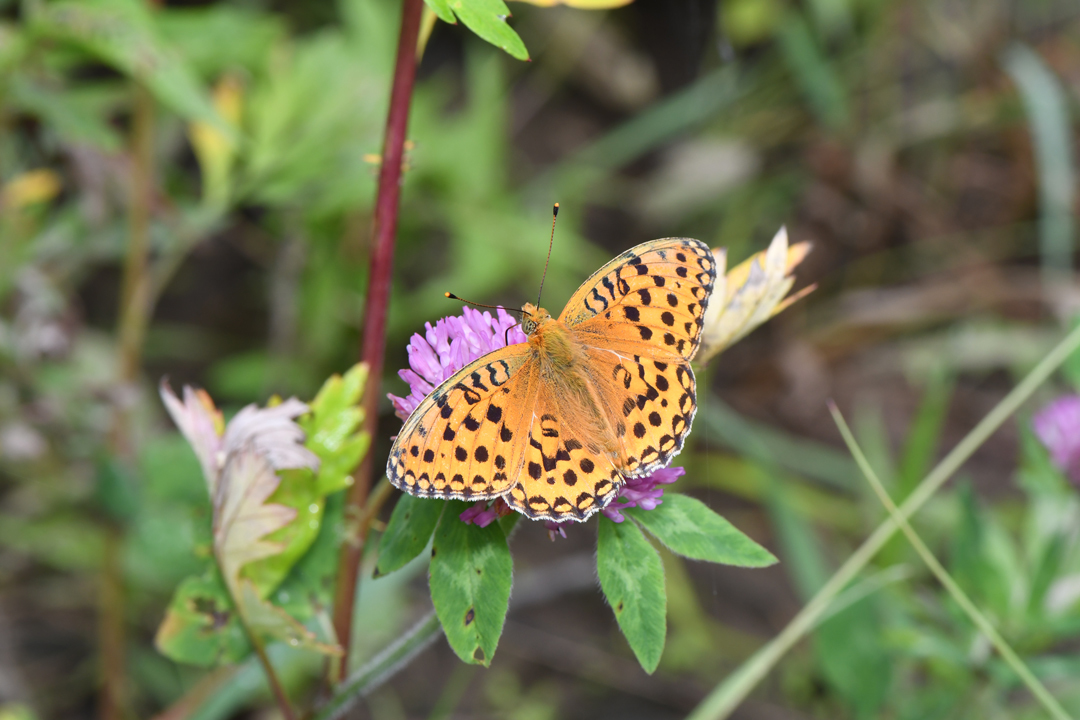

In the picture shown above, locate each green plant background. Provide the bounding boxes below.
[3,0,1080,718]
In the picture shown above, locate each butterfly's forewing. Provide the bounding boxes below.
[388,345,537,501]
[561,237,715,480]
[502,387,623,522]
[560,237,716,362]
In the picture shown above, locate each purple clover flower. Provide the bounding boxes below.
[459,497,512,528]
[391,306,686,532]
[389,306,527,421]
[600,466,685,522]
[1033,394,1080,485]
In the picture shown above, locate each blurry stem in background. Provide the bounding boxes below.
[248,636,296,720]
[315,611,442,720]
[1003,44,1075,292]
[116,82,155,413]
[268,227,306,390]
[830,404,1074,720]
[99,80,156,720]
[331,0,425,682]
[688,320,1080,720]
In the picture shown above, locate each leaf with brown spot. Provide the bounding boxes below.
[429,501,512,667]
[597,515,666,673]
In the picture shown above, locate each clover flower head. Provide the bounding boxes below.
[601,466,685,523]
[1033,394,1080,485]
[389,306,527,421]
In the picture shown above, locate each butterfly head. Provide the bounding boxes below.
[519,302,552,336]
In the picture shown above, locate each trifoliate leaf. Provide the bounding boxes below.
[301,363,370,497]
[237,581,341,656]
[214,448,296,596]
[155,570,250,666]
[245,363,369,594]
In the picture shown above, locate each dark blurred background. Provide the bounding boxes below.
[3,0,1080,717]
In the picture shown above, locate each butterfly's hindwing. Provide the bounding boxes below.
[584,348,697,478]
[388,346,536,501]
[503,391,623,522]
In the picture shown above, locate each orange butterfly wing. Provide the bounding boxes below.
[387,346,538,501]
[389,237,717,523]
[565,237,715,474]
[561,237,716,360]
[502,238,717,520]
[503,388,624,521]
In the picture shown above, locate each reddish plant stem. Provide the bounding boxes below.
[249,630,297,720]
[331,0,425,680]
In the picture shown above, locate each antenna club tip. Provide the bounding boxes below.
[553,203,559,215]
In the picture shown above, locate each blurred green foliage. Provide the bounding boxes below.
[3,0,1080,717]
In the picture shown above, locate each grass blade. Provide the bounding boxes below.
[687,321,1080,720]
[830,404,1073,720]
[1003,44,1075,285]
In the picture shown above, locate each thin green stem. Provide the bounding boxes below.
[226,575,296,720]
[831,404,1073,720]
[688,320,1080,720]
[116,82,155,398]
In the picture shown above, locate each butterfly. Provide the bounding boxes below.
[387,237,717,522]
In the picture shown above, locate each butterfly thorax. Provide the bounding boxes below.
[521,303,578,370]
[521,302,619,455]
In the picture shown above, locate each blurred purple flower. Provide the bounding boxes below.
[601,466,685,523]
[394,308,687,528]
[389,306,526,421]
[1033,395,1080,484]
[459,497,513,528]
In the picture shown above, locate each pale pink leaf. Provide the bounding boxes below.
[222,399,320,473]
[213,448,297,592]
[159,381,225,494]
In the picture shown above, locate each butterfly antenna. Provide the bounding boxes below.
[445,293,528,346]
[444,293,526,317]
[536,203,558,308]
